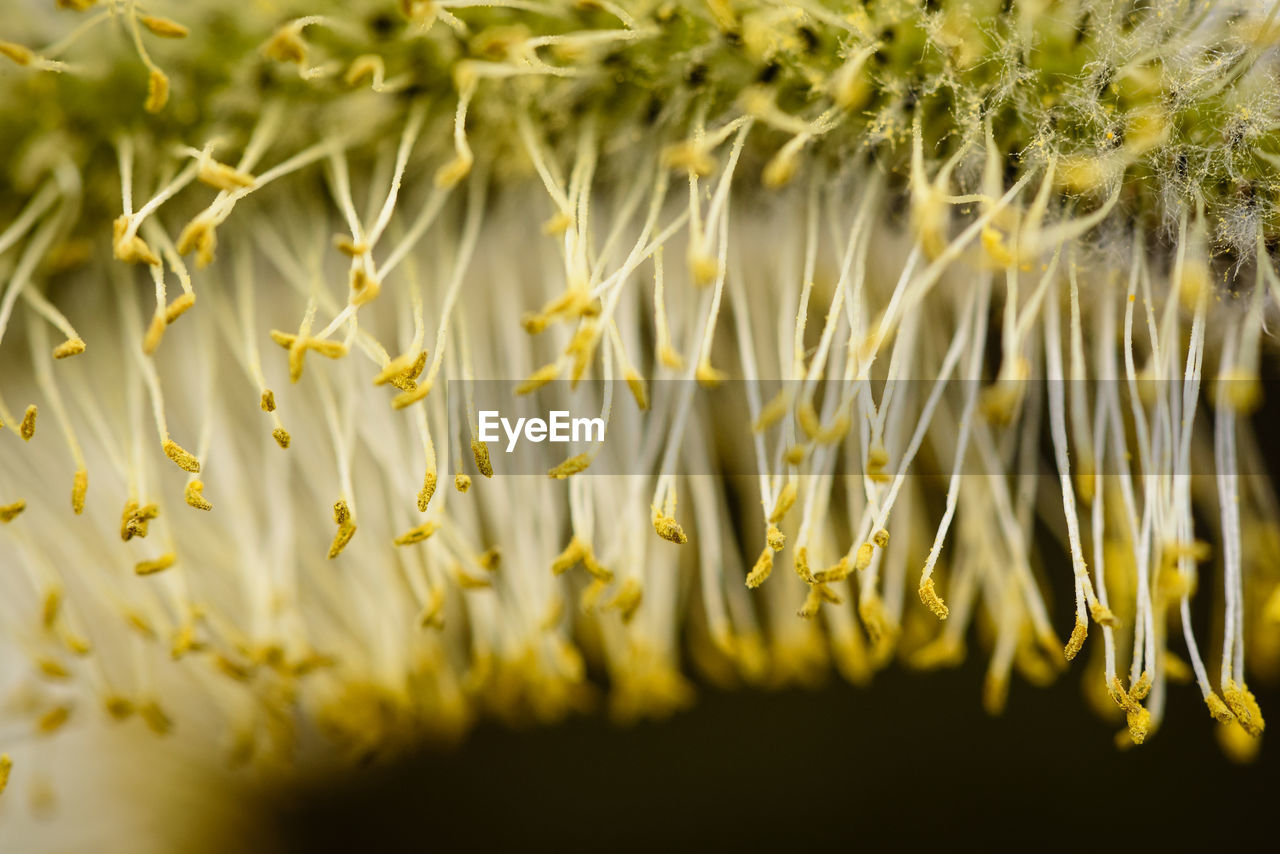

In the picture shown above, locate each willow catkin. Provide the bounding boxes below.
[3,1,1280,828]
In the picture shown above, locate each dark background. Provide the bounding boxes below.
[262,658,1278,851]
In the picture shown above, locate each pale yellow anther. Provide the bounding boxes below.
[272,427,291,449]
[418,587,446,630]
[783,444,806,465]
[872,529,890,549]
[1,40,35,66]
[919,576,949,620]
[548,454,591,479]
[104,696,135,721]
[0,753,10,795]
[263,24,308,64]
[435,154,473,189]
[37,656,70,680]
[542,211,573,235]
[454,565,491,589]
[260,390,276,412]
[143,311,166,354]
[392,381,431,409]
[797,587,824,619]
[135,553,176,576]
[349,268,382,306]
[163,439,201,473]
[812,557,852,585]
[120,500,159,540]
[454,473,471,493]
[52,338,85,359]
[418,471,437,511]
[184,480,212,511]
[746,546,773,588]
[145,68,170,114]
[1089,600,1119,627]
[170,622,197,659]
[580,577,608,611]
[1064,617,1088,661]
[37,705,71,734]
[471,439,493,478]
[197,159,256,193]
[162,293,195,325]
[0,500,25,524]
[345,54,385,87]
[753,389,789,432]
[176,217,217,268]
[793,546,813,583]
[766,524,785,551]
[580,544,613,582]
[651,505,688,544]
[983,672,1009,716]
[477,547,501,572]
[768,482,797,524]
[140,15,189,38]
[662,140,716,176]
[854,542,875,572]
[394,521,438,546]
[41,588,61,628]
[606,578,644,623]
[1130,671,1152,702]
[20,405,37,441]
[625,369,649,411]
[138,700,172,735]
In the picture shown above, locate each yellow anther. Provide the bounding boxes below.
[184,480,212,511]
[471,439,493,478]
[1064,618,1088,661]
[62,631,91,656]
[138,700,172,735]
[909,638,965,670]
[135,553,177,576]
[52,338,85,359]
[606,578,644,623]
[170,622,198,659]
[41,587,61,627]
[854,542,875,572]
[580,544,613,582]
[176,216,217,268]
[812,557,852,585]
[163,439,201,473]
[213,654,252,683]
[872,529,889,549]
[454,566,491,589]
[20,405,37,441]
[797,586,825,619]
[695,360,727,388]
[753,389,789,433]
[1130,671,1152,701]
[858,594,891,644]
[981,226,1015,268]
[36,657,69,679]
[580,577,608,611]
[329,501,356,558]
[418,471,437,512]
[661,140,715,176]
[651,506,688,544]
[164,293,195,324]
[349,268,382,306]
[124,610,156,638]
[120,500,159,540]
[263,24,307,64]
[1206,693,1236,724]
[0,754,10,795]
[435,154,473,189]
[478,547,501,572]
[373,352,420,386]
[140,15,189,38]
[113,216,160,266]
[793,546,814,583]
[345,54,384,87]
[1125,703,1151,745]
[145,68,170,114]
[919,576,949,620]
[625,369,649,411]
[983,672,1009,716]
[454,473,471,493]
[548,454,591,479]
[418,587,446,630]
[392,381,431,409]
[745,546,773,588]
[1223,680,1265,736]
[0,500,25,523]
[333,234,367,257]
[394,521,438,546]
[37,705,71,734]
[551,538,585,575]
[1089,600,1119,627]
[1,40,38,65]
[542,211,573,235]
[783,444,806,465]
[768,482,797,524]
[143,312,166,354]
[104,696,135,720]
[766,524,786,551]
[272,427,290,449]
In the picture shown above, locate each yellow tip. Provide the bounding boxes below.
[471,439,493,478]
[1064,618,1087,661]
[184,480,213,511]
[745,546,773,588]
[163,439,201,473]
[454,473,471,493]
[135,553,177,576]
[919,576,949,620]
[0,500,27,524]
[20,405,36,441]
[52,338,85,359]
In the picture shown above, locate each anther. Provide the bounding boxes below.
[0,501,25,523]
[548,454,591,479]
[184,480,212,511]
[52,338,85,359]
[471,439,493,478]
[140,15,189,38]
[918,576,949,620]
[20,405,36,441]
[163,439,201,473]
[272,427,290,449]
[394,521,438,546]
[135,553,177,576]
